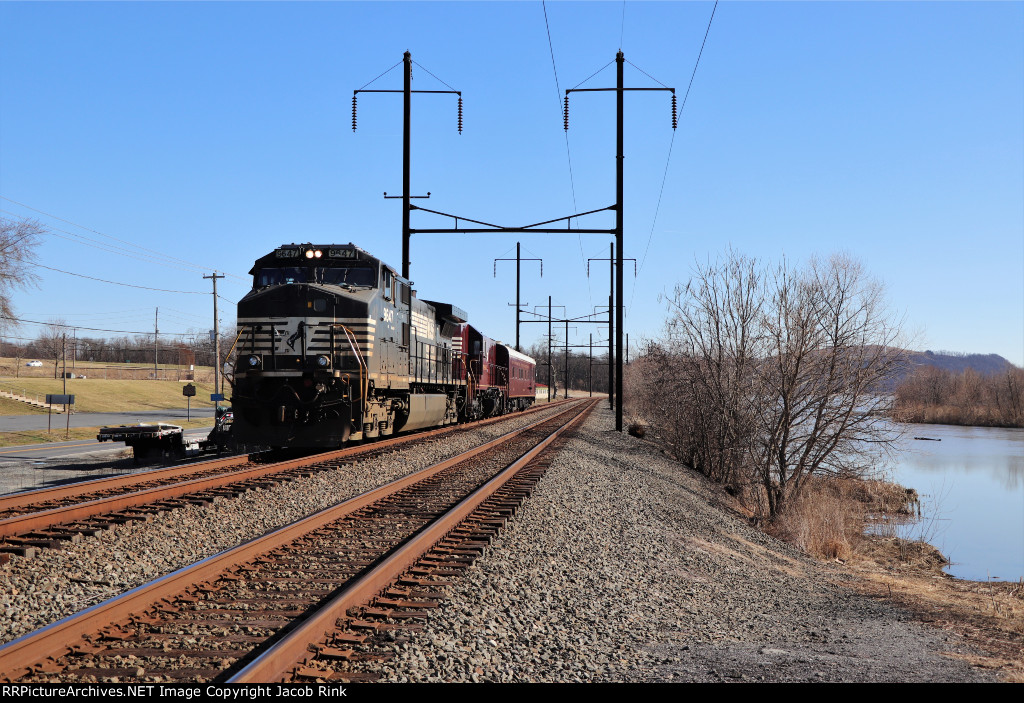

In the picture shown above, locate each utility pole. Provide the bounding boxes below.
[567,51,676,431]
[353,51,461,281]
[154,307,159,376]
[588,243,636,409]
[494,242,542,351]
[204,273,225,413]
[548,296,552,402]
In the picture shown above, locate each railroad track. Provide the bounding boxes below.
[0,400,575,561]
[0,398,595,683]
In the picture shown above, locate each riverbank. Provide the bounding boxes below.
[847,536,1024,681]
[893,406,1023,429]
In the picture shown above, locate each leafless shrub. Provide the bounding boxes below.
[766,477,866,560]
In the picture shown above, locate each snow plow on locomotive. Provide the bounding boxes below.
[230,243,536,449]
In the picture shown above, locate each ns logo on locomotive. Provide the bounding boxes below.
[231,243,537,449]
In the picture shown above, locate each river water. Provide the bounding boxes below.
[885,422,1024,582]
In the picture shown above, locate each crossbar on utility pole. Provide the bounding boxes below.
[566,51,675,431]
[494,242,543,351]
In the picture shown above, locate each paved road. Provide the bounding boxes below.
[0,408,216,432]
[0,427,215,464]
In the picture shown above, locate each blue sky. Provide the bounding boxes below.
[1,1,1021,365]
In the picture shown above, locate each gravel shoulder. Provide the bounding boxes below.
[355,405,999,682]
[0,402,1004,682]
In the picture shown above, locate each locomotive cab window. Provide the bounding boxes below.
[254,267,309,287]
[383,269,393,301]
[253,266,378,289]
[317,266,375,288]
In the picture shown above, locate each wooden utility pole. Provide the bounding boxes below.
[205,273,225,411]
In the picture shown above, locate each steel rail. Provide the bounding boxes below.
[231,398,597,682]
[0,453,253,512]
[0,399,575,540]
[0,400,588,682]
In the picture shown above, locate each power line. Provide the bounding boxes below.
[680,0,719,115]
[631,0,718,309]
[0,196,247,283]
[2,315,227,338]
[542,0,592,308]
[619,0,627,50]
[30,263,209,294]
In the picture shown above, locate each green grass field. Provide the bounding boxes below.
[0,372,223,447]
[0,377,219,413]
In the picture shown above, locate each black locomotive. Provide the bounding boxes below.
[230,243,536,449]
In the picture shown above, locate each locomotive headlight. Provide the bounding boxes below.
[314,249,322,258]
[316,354,331,368]
[305,250,314,259]
[246,354,262,368]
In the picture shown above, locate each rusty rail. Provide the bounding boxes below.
[231,398,597,682]
[0,399,575,543]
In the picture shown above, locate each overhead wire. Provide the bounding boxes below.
[30,263,208,294]
[2,315,208,338]
[0,197,246,283]
[542,0,592,310]
[630,0,718,312]
[619,0,627,50]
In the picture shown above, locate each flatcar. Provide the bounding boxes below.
[230,243,536,449]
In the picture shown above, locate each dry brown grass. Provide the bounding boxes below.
[847,537,1024,681]
[758,475,1024,679]
[761,476,921,561]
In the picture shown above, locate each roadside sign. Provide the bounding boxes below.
[45,395,75,439]
[210,393,225,401]
[182,384,197,397]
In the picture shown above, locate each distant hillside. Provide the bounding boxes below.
[901,350,1016,377]
[875,350,1017,393]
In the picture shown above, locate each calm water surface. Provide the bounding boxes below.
[887,423,1023,582]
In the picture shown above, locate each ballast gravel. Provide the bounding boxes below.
[354,405,996,683]
[0,405,569,646]
[0,403,997,682]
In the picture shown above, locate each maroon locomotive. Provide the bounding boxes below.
[453,324,536,421]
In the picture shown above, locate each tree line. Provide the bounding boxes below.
[523,340,611,396]
[3,321,237,379]
[894,365,1023,427]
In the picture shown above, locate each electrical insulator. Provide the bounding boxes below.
[563,95,569,131]
[352,95,358,132]
[457,96,463,134]
[671,93,677,130]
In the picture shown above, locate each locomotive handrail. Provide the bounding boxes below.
[332,324,367,422]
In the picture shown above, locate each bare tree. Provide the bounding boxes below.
[631,251,907,520]
[657,251,764,488]
[0,217,44,333]
[752,254,907,518]
[36,319,68,379]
